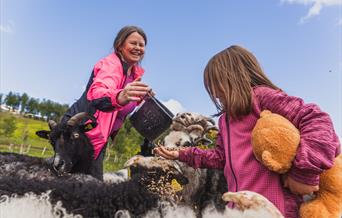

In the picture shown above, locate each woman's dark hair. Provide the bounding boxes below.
[113,25,147,53]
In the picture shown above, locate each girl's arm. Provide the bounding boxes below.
[154,125,225,169]
[177,116,226,169]
[177,133,225,169]
[254,86,341,186]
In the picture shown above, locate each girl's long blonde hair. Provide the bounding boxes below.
[204,45,280,119]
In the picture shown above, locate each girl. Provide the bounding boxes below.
[154,45,341,217]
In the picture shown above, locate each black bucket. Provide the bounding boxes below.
[129,95,174,141]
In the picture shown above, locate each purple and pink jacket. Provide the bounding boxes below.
[178,86,341,218]
[61,53,144,159]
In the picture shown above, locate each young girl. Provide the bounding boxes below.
[154,45,341,218]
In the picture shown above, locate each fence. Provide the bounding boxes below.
[0,144,133,164]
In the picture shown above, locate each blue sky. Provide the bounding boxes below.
[1,0,341,137]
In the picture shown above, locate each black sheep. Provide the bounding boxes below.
[0,152,188,218]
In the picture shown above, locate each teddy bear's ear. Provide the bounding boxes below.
[262,151,287,173]
[260,110,272,118]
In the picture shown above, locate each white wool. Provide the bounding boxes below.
[0,193,281,218]
[163,131,191,148]
[0,192,81,218]
[142,201,280,218]
[103,169,129,184]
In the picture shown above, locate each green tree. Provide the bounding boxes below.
[0,116,17,137]
[5,92,20,111]
[20,93,29,114]
[0,93,3,111]
[26,97,40,115]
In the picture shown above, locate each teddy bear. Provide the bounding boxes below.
[251,110,342,218]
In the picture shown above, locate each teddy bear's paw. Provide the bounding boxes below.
[261,151,287,173]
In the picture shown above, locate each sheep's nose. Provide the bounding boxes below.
[55,160,65,171]
[53,155,65,172]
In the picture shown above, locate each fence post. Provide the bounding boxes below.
[8,144,13,152]
[24,144,31,154]
[41,146,46,155]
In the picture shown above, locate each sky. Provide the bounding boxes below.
[1,0,341,137]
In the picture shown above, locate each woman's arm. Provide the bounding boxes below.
[87,59,150,111]
[87,60,125,111]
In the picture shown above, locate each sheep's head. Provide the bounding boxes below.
[35,112,94,175]
[124,155,189,201]
[163,112,218,148]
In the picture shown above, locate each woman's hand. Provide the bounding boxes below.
[282,175,319,195]
[117,80,151,105]
[153,146,180,160]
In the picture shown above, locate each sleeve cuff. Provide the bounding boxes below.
[112,89,124,110]
[178,150,188,162]
[288,166,320,186]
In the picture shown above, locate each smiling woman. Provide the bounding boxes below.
[50,25,153,181]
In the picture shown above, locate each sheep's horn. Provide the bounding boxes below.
[206,117,216,125]
[48,120,57,130]
[187,124,204,133]
[205,125,219,132]
[67,112,88,126]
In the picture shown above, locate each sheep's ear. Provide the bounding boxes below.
[36,130,50,139]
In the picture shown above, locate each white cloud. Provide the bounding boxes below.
[281,0,342,23]
[161,99,186,115]
[0,20,14,33]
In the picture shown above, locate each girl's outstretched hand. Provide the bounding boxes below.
[153,146,180,160]
[282,175,319,195]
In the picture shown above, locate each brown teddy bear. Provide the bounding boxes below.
[251,110,342,218]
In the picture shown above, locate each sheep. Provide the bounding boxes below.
[0,152,283,218]
[35,112,100,179]
[157,112,228,216]
[0,152,190,218]
[164,112,218,148]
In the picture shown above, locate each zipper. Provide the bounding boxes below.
[226,115,238,192]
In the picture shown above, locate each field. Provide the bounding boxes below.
[0,111,143,172]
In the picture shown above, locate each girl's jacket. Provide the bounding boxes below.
[61,53,144,159]
[178,86,341,218]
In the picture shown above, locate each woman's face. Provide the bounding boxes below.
[119,32,145,65]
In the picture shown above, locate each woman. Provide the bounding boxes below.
[61,25,151,180]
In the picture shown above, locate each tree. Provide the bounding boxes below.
[0,93,3,111]
[20,93,29,114]
[26,97,40,115]
[5,92,20,111]
[0,116,17,137]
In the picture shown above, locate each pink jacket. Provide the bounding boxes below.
[179,86,341,218]
[85,53,144,159]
